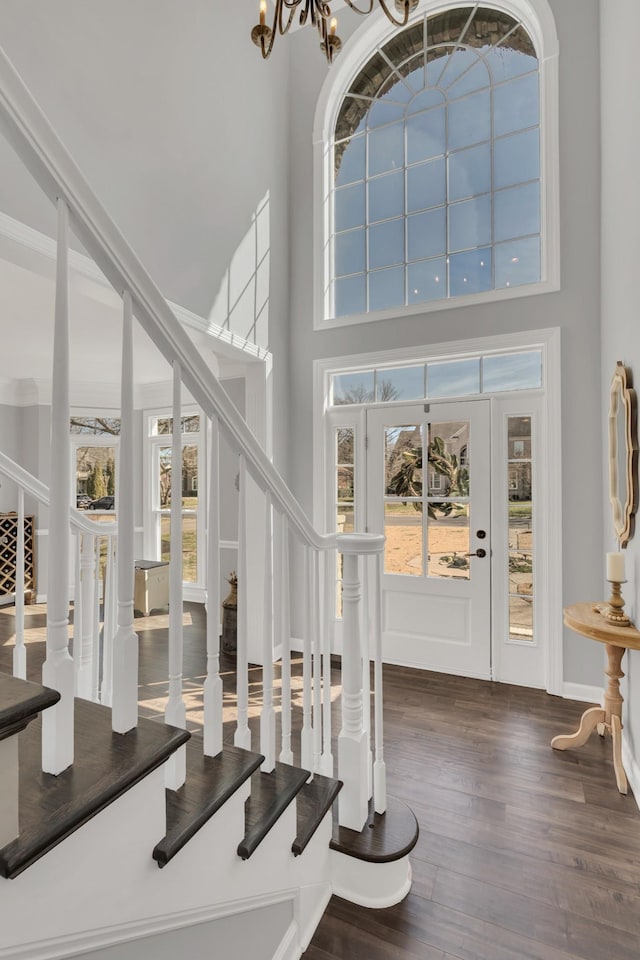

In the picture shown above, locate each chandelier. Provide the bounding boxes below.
[252,0,420,64]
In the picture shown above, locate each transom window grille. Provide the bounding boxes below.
[331,5,541,318]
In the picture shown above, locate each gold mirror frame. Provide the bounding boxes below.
[609,362,638,548]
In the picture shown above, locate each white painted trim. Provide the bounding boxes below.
[622,733,640,814]
[312,0,560,331]
[561,682,602,704]
[272,921,301,960]
[330,849,412,908]
[0,891,299,960]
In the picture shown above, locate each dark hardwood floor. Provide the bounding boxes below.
[2,602,640,959]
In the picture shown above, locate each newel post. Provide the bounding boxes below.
[336,533,385,831]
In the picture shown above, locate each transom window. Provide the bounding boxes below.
[330,5,541,318]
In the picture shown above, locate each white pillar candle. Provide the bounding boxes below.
[606,551,626,582]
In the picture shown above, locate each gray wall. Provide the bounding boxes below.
[600,0,640,772]
[286,0,604,685]
[0,0,292,476]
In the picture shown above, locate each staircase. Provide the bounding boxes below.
[0,40,418,960]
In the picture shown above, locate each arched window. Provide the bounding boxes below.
[329,5,545,320]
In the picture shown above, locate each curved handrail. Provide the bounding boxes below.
[0,44,352,554]
[0,451,117,536]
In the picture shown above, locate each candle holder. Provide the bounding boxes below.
[598,580,631,626]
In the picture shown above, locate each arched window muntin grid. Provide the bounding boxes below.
[329,5,542,320]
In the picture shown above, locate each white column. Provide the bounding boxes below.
[203,416,223,757]
[12,488,26,680]
[42,197,74,776]
[234,455,251,750]
[112,291,139,734]
[76,533,96,700]
[301,545,314,770]
[312,550,323,774]
[361,552,373,800]
[100,535,116,706]
[321,549,334,776]
[373,551,387,814]
[278,514,293,765]
[260,492,276,771]
[164,361,186,788]
[244,364,269,664]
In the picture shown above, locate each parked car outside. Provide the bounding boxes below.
[76,494,92,509]
[88,496,115,510]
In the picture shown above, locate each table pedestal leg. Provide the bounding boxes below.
[551,643,628,794]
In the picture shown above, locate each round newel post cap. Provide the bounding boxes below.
[337,533,385,555]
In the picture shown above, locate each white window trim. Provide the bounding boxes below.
[312,0,560,331]
[313,326,562,695]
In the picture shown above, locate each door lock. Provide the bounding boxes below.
[466,548,487,558]
[476,529,487,539]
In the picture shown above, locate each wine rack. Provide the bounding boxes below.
[0,514,35,600]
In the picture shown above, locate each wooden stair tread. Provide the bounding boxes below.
[292,772,342,857]
[0,699,189,879]
[153,740,264,867]
[238,762,310,861]
[0,671,60,741]
[330,794,419,863]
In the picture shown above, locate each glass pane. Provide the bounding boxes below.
[494,73,539,137]
[448,196,491,252]
[375,365,425,402]
[448,144,491,202]
[335,228,365,276]
[427,358,480,399]
[509,594,533,640]
[384,425,422,498]
[385,502,423,576]
[494,129,540,190]
[367,100,405,129]
[336,426,354,465]
[331,370,375,405]
[406,108,446,164]
[335,134,365,187]
[369,219,404,269]
[337,506,355,534]
[407,207,446,261]
[483,352,542,392]
[447,59,491,98]
[183,415,200,433]
[406,88,445,114]
[509,416,532,455]
[337,466,354,502]
[335,97,367,145]
[369,170,404,223]
[369,266,405,311]
[156,418,172,435]
[449,247,493,296]
[494,182,540,243]
[335,182,366,232]
[428,421,470,497]
[447,90,491,151]
[439,48,481,89]
[407,157,446,213]
[71,417,121,436]
[495,237,540,289]
[182,445,198,508]
[76,446,116,506]
[161,515,197,583]
[408,258,447,303]
[158,445,171,507]
[486,29,537,82]
[368,123,404,176]
[334,274,366,317]
[427,502,470,579]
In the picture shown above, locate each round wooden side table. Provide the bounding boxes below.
[551,602,640,795]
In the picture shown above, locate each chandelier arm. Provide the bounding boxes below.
[277,0,298,35]
[343,0,376,15]
[374,0,413,26]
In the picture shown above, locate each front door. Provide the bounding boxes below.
[366,400,491,679]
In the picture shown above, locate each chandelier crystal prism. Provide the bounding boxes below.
[252,0,420,64]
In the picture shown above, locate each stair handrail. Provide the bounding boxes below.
[0,44,342,554]
[0,450,117,537]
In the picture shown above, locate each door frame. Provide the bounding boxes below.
[313,327,562,695]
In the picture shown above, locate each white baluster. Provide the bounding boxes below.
[203,415,223,757]
[373,550,387,814]
[362,552,373,800]
[301,545,314,770]
[234,455,251,750]
[76,533,96,700]
[278,514,293,764]
[312,550,323,774]
[337,541,368,831]
[12,488,26,679]
[164,362,186,788]
[321,549,334,775]
[101,535,116,706]
[260,491,276,772]
[92,536,101,701]
[72,532,82,692]
[112,290,139,734]
[42,197,74,775]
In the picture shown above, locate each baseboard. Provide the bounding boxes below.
[561,682,602,704]
[273,921,300,960]
[622,733,640,812]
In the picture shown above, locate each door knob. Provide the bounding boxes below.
[465,548,487,558]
